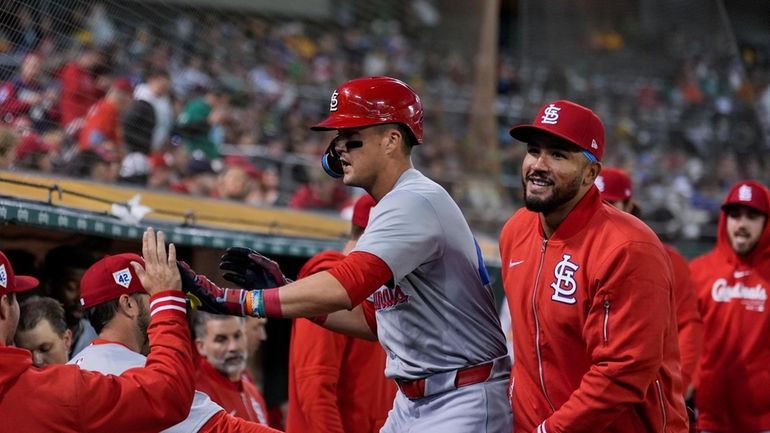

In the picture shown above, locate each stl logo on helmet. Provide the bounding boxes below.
[550,254,579,304]
[329,90,339,112]
[540,104,561,125]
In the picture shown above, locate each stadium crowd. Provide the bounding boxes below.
[0,3,767,239]
[1,4,769,433]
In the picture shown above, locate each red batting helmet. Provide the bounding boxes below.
[311,76,424,145]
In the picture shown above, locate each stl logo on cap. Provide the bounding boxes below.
[591,139,599,149]
[541,104,561,125]
[0,264,6,289]
[113,268,132,288]
[738,184,753,202]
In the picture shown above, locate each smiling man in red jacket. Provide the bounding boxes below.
[689,180,770,433]
[500,100,688,433]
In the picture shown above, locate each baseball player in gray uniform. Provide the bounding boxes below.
[183,76,512,432]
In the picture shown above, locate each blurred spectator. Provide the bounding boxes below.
[0,126,19,169]
[85,4,117,48]
[213,156,263,203]
[14,133,55,173]
[194,312,270,425]
[78,77,133,153]
[289,169,352,214]
[119,99,156,185]
[134,68,174,150]
[15,296,72,367]
[176,85,229,161]
[0,53,59,129]
[171,158,218,196]
[41,245,97,358]
[66,147,120,183]
[58,45,105,130]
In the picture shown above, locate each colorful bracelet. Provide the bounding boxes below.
[247,289,265,318]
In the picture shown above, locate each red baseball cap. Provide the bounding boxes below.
[0,251,39,296]
[721,180,769,216]
[510,100,605,162]
[351,194,377,230]
[596,167,633,202]
[79,253,146,309]
[111,77,134,93]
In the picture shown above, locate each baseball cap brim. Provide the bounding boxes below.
[510,125,584,152]
[311,115,388,131]
[721,202,768,215]
[14,276,39,293]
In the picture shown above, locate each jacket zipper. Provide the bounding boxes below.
[655,379,667,432]
[603,299,610,344]
[533,238,556,411]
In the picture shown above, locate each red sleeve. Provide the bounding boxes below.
[327,251,392,307]
[667,246,703,389]
[202,409,283,433]
[361,300,378,335]
[76,291,195,433]
[289,319,348,433]
[547,242,675,433]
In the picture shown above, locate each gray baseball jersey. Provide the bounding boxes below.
[354,168,508,380]
[69,342,222,433]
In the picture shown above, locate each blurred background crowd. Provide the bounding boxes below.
[0,0,768,248]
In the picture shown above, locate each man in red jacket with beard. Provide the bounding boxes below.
[500,100,688,433]
[689,180,770,433]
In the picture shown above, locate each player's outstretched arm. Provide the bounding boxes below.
[77,228,196,433]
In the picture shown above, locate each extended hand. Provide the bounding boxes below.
[131,228,181,296]
[219,247,290,290]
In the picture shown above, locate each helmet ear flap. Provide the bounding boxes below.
[321,138,343,178]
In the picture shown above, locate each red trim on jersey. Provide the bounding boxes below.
[327,251,392,307]
[90,338,133,351]
[263,288,282,317]
[361,300,378,336]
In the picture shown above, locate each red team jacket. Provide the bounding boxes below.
[286,251,396,433]
[665,244,703,390]
[689,185,770,433]
[0,291,194,432]
[500,187,688,433]
[196,356,269,425]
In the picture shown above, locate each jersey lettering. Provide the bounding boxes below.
[550,254,579,304]
[373,286,409,310]
[711,278,766,312]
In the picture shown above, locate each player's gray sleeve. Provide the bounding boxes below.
[354,190,444,283]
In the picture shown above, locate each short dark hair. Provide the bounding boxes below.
[84,293,144,334]
[192,310,244,340]
[18,296,68,335]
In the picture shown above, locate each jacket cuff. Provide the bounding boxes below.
[149,291,188,317]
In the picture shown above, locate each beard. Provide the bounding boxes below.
[211,351,247,377]
[135,298,151,354]
[522,171,582,214]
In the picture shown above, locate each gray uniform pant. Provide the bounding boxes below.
[380,375,512,433]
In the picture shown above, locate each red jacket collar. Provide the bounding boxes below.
[537,185,602,241]
[198,356,244,391]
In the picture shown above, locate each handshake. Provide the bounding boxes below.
[177,247,291,317]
